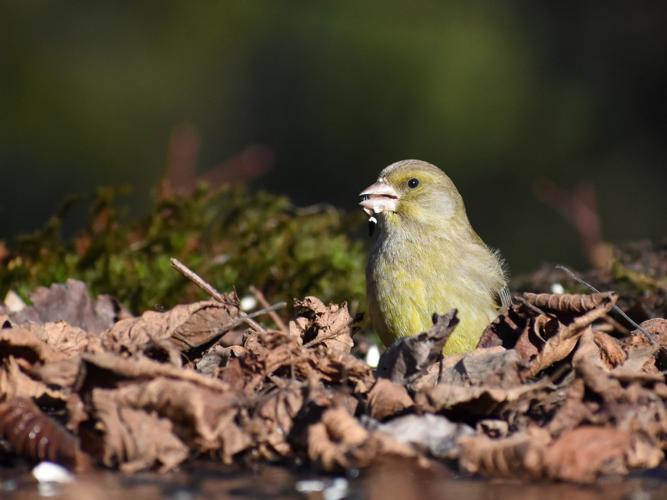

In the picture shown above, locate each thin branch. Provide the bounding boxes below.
[249,285,289,333]
[170,257,265,332]
[556,265,658,349]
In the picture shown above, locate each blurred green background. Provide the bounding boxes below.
[2,1,666,275]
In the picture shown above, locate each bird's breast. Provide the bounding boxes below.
[366,228,500,353]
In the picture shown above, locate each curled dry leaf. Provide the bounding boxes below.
[80,352,229,392]
[85,377,251,470]
[543,426,632,483]
[1,273,665,481]
[0,398,90,471]
[9,279,130,334]
[290,297,354,353]
[367,378,414,420]
[522,292,617,314]
[376,310,459,384]
[240,329,374,394]
[0,326,64,365]
[415,380,547,419]
[246,382,304,460]
[546,379,597,435]
[0,322,98,397]
[26,321,102,357]
[524,295,617,378]
[91,394,189,473]
[308,407,421,471]
[458,428,550,479]
[460,425,654,484]
[592,330,626,369]
[0,356,67,401]
[100,299,240,354]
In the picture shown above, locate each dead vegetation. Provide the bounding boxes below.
[0,259,666,484]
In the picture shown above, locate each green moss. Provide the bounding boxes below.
[0,185,366,314]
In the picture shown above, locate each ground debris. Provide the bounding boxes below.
[376,310,458,384]
[7,279,130,334]
[521,291,617,314]
[0,398,90,471]
[0,279,666,484]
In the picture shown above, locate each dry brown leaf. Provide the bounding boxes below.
[247,382,303,460]
[307,407,367,470]
[478,305,529,349]
[0,357,66,401]
[546,379,597,435]
[290,297,354,353]
[367,379,414,420]
[241,329,374,394]
[313,348,375,393]
[522,292,617,314]
[0,398,90,471]
[625,433,664,470]
[10,279,130,334]
[92,378,244,451]
[636,318,667,346]
[29,358,81,388]
[100,299,240,354]
[92,393,189,473]
[308,407,421,471]
[543,426,631,483]
[592,330,626,369]
[458,428,550,479]
[86,374,252,471]
[415,380,547,418]
[525,327,587,378]
[376,310,459,384]
[27,321,102,356]
[0,326,64,365]
[81,352,229,392]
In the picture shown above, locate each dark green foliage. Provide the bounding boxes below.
[0,186,366,314]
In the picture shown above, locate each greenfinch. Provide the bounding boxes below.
[360,159,509,354]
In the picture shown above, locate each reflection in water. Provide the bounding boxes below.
[2,458,667,499]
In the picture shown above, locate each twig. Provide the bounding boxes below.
[556,265,658,349]
[249,285,289,333]
[170,257,264,332]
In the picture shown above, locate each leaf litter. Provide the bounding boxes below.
[0,263,666,484]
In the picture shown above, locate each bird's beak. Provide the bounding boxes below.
[359,181,400,216]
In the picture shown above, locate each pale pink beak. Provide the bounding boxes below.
[359,181,400,216]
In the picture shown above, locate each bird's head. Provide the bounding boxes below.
[359,159,466,233]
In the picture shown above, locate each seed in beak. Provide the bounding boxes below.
[368,216,377,236]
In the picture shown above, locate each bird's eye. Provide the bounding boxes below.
[407,178,419,188]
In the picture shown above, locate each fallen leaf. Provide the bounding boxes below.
[544,426,631,483]
[100,299,240,354]
[10,279,130,334]
[0,398,90,471]
[458,428,550,479]
[290,297,355,353]
[376,310,459,384]
[367,379,414,420]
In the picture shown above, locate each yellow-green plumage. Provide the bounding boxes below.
[362,160,508,354]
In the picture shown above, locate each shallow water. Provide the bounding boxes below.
[2,459,667,499]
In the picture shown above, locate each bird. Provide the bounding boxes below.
[359,159,510,354]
